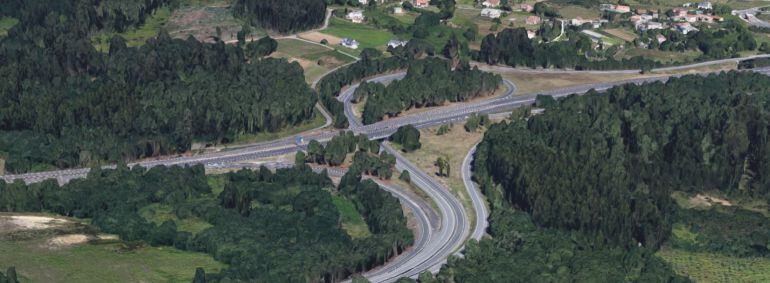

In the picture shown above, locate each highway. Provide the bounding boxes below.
[4,60,770,282]
[463,144,488,242]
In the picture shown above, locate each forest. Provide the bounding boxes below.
[0,0,171,35]
[359,58,501,124]
[233,0,327,33]
[430,71,770,282]
[475,28,661,70]
[0,1,317,173]
[0,164,412,282]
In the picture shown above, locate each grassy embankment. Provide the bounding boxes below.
[0,212,225,283]
[395,123,486,233]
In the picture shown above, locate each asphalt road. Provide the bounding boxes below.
[4,61,770,282]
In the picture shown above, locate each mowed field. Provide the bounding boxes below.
[272,38,355,84]
[321,17,395,52]
[0,213,225,283]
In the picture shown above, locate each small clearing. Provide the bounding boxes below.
[689,194,733,208]
[299,31,343,46]
[2,215,69,232]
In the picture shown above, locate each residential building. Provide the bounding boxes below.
[642,21,665,31]
[393,7,404,14]
[601,4,631,13]
[387,39,408,48]
[674,22,699,34]
[657,34,667,44]
[526,15,541,25]
[414,0,429,8]
[341,38,359,49]
[571,17,587,26]
[615,5,631,13]
[672,8,689,17]
[527,30,536,39]
[481,8,502,19]
[698,1,712,10]
[359,0,368,5]
[520,4,534,12]
[482,0,500,8]
[346,10,365,23]
[581,30,605,42]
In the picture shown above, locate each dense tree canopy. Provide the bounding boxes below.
[360,58,501,124]
[474,72,770,250]
[0,164,412,282]
[233,0,327,33]
[476,28,661,70]
[433,72,770,283]
[390,125,422,152]
[0,8,317,173]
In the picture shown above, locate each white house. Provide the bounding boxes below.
[674,22,699,34]
[482,0,500,8]
[393,7,404,14]
[387,39,408,48]
[697,1,712,10]
[481,8,502,19]
[341,38,359,49]
[656,34,667,44]
[359,0,368,5]
[346,10,365,23]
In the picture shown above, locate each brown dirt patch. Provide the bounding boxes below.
[0,215,70,232]
[299,31,342,45]
[690,194,733,208]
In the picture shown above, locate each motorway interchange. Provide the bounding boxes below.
[4,58,770,282]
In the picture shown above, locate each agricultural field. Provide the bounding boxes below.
[165,1,259,43]
[0,214,225,283]
[657,191,770,282]
[321,17,396,52]
[91,0,262,51]
[272,38,356,83]
[658,248,770,282]
[555,4,601,20]
[615,48,702,64]
[602,28,638,42]
[623,0,770,10]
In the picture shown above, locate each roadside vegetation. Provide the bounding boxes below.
[429,71,770,282]
[0,164,412,282]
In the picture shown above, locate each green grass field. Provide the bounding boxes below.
[0,240,225,283]
[658,248,770,282]
[615,48,702,64]
[140,203,213,235]
[332,195,371,239]
[92,7,172,51]
[0,17,18,38]
[322,17,395,51]
[273,38,355,83]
